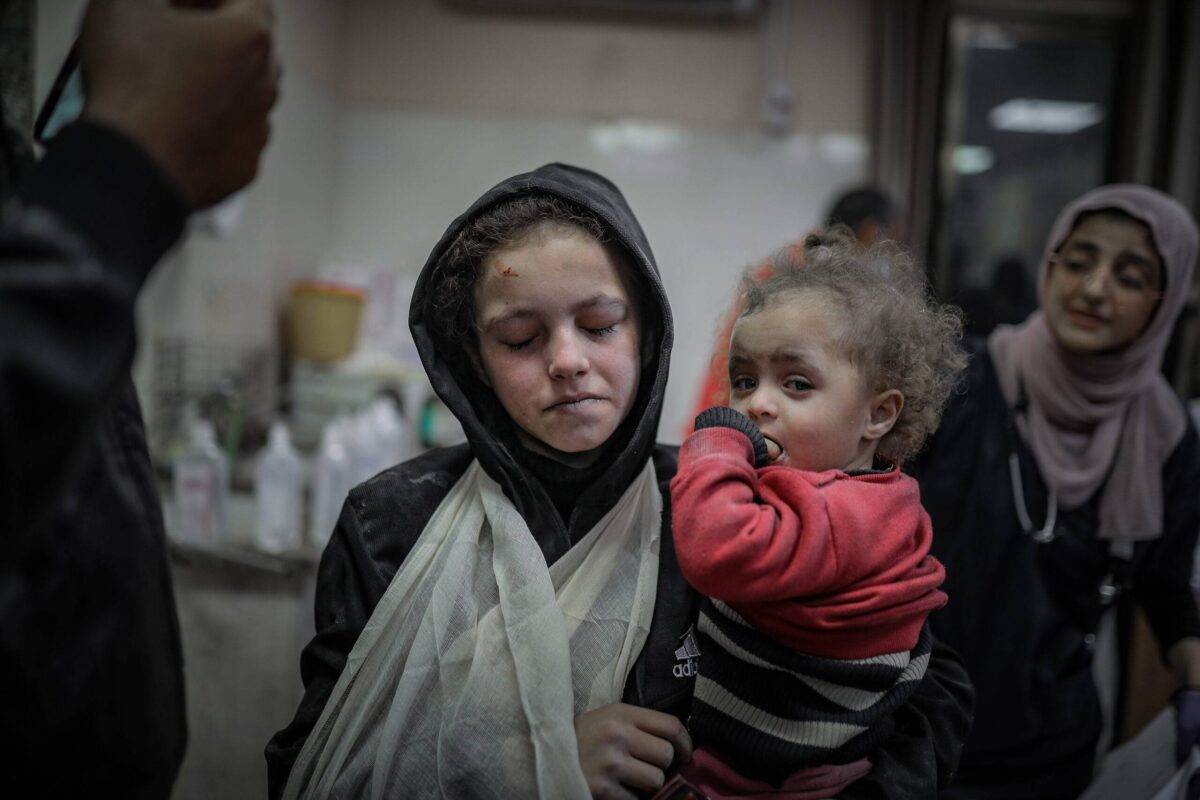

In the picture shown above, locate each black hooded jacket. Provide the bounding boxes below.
[266,164,973,798]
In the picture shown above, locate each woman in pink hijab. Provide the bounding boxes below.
[909,185,1200,799]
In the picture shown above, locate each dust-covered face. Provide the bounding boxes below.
[473,226,642,454]
[1043,212,1164,354]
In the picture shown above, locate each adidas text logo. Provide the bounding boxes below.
[673,660,698,678]
[673,626,701,679]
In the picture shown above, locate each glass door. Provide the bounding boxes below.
[932,15,1125,335]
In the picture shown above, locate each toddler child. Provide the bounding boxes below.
[670,231,966,799]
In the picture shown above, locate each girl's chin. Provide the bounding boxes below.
[520,428,615,465]
[549,421,623,451]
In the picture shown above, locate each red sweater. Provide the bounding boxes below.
[670,426,947,660]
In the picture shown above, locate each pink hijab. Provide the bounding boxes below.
[988,184,1198,541]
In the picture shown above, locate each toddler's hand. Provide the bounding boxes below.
[692,407,769,467]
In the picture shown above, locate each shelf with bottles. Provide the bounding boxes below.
[164,488,319,578]
[168,361,473,563]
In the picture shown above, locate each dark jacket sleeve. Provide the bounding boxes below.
[1,121,186,536]
[1133,420,1200,658]
[840,637,975,798]
[265,498,388,800]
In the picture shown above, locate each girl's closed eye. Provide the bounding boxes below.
[581,305,627,338]
[492,320,541,351]
[503,337,536,351]
[496,326,539,351]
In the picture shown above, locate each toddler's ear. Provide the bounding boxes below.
[864,389,903,442]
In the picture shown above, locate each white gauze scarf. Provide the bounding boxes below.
[283,458,662,800]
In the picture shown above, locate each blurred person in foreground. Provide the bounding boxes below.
[683,186,898,437]
[0,0,279,795]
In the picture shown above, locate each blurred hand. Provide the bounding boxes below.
[575,703,692,800]
[80,0,280,208]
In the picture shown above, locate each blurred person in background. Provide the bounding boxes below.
[958,253,1036,336]
[909,185,1200,799]
[825,185,897,248]
[684,185,898,437]
[0,0,278,795]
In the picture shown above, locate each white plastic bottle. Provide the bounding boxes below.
[310,419,350,549]
[173,419,230,546]
[255,420,303,553]
[350,409,381,484]
[334,416,360,513]
[399,379,427,458]
[371,397,405,467]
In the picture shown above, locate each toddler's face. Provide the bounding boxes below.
[728,294,880,473]
[473,227,642,454]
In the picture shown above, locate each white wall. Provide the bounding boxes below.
[332,0,872,440]
[34,0,873,442]
[334,110,867,440]
[338,0,869,132]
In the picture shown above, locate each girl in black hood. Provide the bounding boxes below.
[267,164,973,799]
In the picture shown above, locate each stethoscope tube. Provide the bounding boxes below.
[1008,449,1059,543]
[1004,389,1126,606]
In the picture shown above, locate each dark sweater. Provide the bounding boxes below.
[908,337,1200,799]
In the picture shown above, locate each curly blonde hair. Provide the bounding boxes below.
[739,228,966,464]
